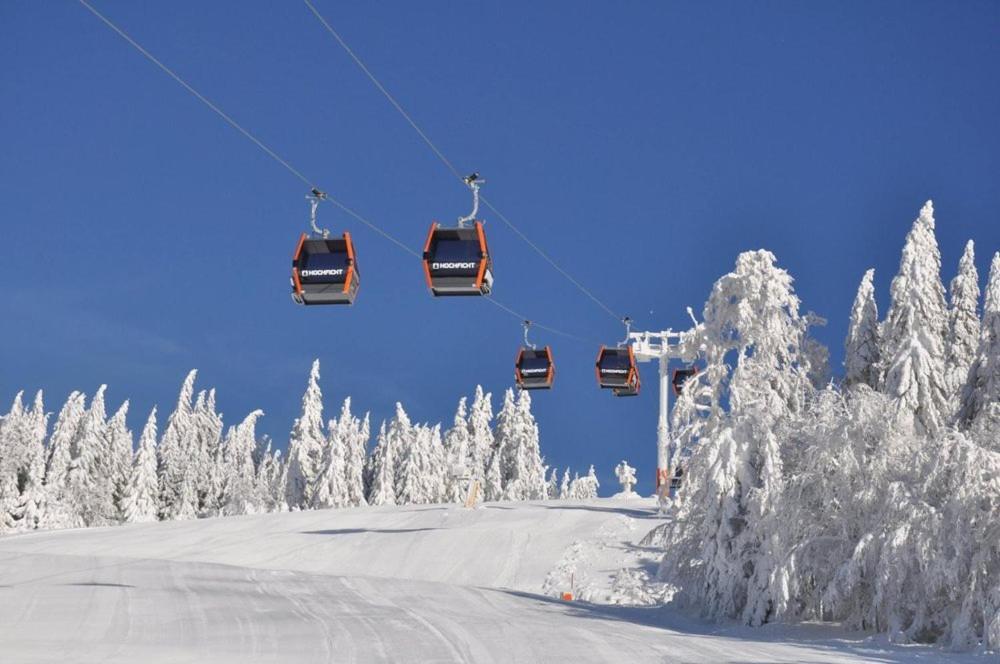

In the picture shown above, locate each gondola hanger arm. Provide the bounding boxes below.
[620,316,633,347]
[457,173,484,228]
[308,188,330,238]
[522,320,537,350]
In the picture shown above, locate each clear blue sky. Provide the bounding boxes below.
[2,1,998,493]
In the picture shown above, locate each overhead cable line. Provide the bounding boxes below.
[77,0,591,342]
[302,0,626,324]
[78,0,420,260]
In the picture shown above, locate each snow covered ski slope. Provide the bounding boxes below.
[0,498,984,663]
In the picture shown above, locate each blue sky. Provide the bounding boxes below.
[2,1,998,493]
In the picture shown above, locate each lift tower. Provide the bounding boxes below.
[628,319,699,493]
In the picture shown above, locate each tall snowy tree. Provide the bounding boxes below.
[661,249,816,627]
[255,441,286,513]
[285,360,326,510]
[559,467,571,499]
[341,402,369,507]
[16,391,48,531]
[158,371,199,520]
[499,390,547,501]
[104,401,134,522]
[397,424,445,505]
[442,397,471,503]
[123,408,159,523]
[484,389,516,501]
[466,386,494,485]
[191,389,225,515]
[366,422,396,506]
[546,467,559,499]
[960,252,1000,426]
[220,410,264,516]
[879,201,950,435]
[844,269,881,389]
[313,411,348,510]
[0,391,48,531]
[66,386,109,527]
[946,241,981,410]
[40,391,86,529]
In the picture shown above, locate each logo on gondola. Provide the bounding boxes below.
[301,269,344,277]
[602,369,628,374]
[521,368,549,375]
[432,262,478,270]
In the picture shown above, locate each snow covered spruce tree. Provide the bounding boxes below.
[366,422,396,506]
[0,391,48,532]
[497,390,546,501]
[220,410,264,516]
[66,386,111,527]
[313,412,348,510]
[466,386,494,487]
[442,397,471,503]
[122,408,159,523]
[39,391,86,529]
[844,269,881,389]
[960,252,1000,429]
[255,441,286,512]
[660,249,816,626]
[104,401,135,522]
[879,201,950,435]
[158,371,199,520]
[397,423,445,505]
[191,389,225,516]
[341,399,370,507]
[945,240,981,406]
[484,389,516,501]
[285,360,326,510]
[570,465,600,499]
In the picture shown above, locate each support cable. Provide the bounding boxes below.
[78,0,592,342]
[302,0,626,323]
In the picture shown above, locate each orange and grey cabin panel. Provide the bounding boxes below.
[422,221,493,296]
[516,346,555,390]
[595,346,639,393]
[291,232,359,305]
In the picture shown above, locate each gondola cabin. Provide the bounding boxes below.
[671,366,698,395]
[595,346,640,395]
[515,346,555,390]
[291,232,359,305]
[422,221,493,296]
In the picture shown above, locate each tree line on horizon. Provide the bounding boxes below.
[0,363,601,535]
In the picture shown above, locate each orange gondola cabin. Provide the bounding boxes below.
[422,221,493,296]
[595,346,640,397]
[291,232,360,305]
[515,346,555,390]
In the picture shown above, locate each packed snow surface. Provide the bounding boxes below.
[0,498,983,663]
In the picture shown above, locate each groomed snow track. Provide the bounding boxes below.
[0,499,981,663]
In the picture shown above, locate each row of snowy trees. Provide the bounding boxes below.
[285,360,591,508]
[0,373,286,533]
[658,201,1000,651]
[0,361,600,535]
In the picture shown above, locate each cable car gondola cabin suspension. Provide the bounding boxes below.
[515,321,555,390]
[595,346,640,396]
[422,174,494,297]
[596,317,640,396]
[291,190,360,305]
